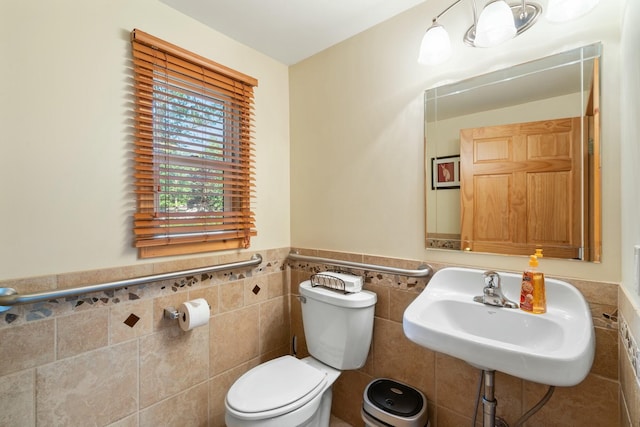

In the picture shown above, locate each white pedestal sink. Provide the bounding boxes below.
[403,267,595,387]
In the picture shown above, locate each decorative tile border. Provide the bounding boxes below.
[426,236,461,250]
[287,259,429,293]
[0,250,288,329]
[620,313,640,386]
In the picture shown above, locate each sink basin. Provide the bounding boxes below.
[403,267,595,386]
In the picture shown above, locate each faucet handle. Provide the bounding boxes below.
[483,270,500,289]
[478,270,518,309]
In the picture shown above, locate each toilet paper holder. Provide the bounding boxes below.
[163,298,210,331]
[164,307,181,320]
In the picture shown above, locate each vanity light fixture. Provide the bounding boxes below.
[418,0,544,65]
[546,0,599,22]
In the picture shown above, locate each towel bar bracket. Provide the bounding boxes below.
[0,288,17,313]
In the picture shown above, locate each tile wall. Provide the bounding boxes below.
[619,289,640,427]
[0,246,631,426]
[0,248,290,427]
[290,248,621,427]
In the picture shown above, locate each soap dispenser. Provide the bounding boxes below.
[519,250,546,314]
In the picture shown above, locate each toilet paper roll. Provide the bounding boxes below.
[178,298,210,331]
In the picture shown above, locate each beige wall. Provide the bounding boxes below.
[290,0,621,283]
[0,0,291,281]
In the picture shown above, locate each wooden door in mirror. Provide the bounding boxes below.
[460,117,586,259]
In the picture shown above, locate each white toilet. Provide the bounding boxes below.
[225,279,377,427]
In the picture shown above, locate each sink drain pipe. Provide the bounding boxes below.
[482,370,498,426]
[481,370,509,427]
[471,369,555,427]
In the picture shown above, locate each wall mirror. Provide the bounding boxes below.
[425,43,601,262]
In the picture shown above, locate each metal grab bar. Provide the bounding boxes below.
[288,252,432,278]
[0,254,263,312]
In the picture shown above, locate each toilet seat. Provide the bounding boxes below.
[225,355,328,420]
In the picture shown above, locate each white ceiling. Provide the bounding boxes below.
[160,0,427,65]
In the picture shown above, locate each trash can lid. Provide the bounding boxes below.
[366,378,424,418]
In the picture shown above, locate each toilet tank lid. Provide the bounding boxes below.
[299,281,377,308]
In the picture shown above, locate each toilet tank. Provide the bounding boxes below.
[299,280,377,370]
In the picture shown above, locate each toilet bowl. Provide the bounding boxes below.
[225,279,377,427]
[225,356,341,427]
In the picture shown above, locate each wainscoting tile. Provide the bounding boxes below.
[620,333,640,427]
[209,363,251,427]
[0,369,34,426]
[267,270,287,299]
[435,354,482,418]
[365,283,390,320]
[139,382,208,426]
[389,288,417,323]
[57,264,153,290]
[0,319,54,376]
[139,324,208,408]
[569,279,617,307]
[36,341,138,426]
[591,326,619,380]
[372,317,435,400]
[209,306,259,375]
[492,372,524,425]
[0,274,57,296]
[56,307,108,359]
[110,298,154,344]
[244,277,268,306]
[219,280,245,313]
[332,369,372,426]
[436,405,475,427]
[106,414,138,427]
[189,284,219,316]
[259,296,289,354]
[523,374,619,427]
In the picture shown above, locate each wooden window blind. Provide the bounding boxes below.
[131,29,257,258]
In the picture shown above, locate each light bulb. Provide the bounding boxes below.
[475,0,516,48]
[418,23,452,65]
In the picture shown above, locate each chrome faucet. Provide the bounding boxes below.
[473,271,519,308]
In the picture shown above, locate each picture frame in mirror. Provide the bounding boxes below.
[431,155,460,190]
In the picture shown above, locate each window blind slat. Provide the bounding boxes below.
[134,231,258,249]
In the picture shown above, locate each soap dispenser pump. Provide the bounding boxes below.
[519,250,546,314]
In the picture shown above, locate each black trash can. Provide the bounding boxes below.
[361,378,429,427]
